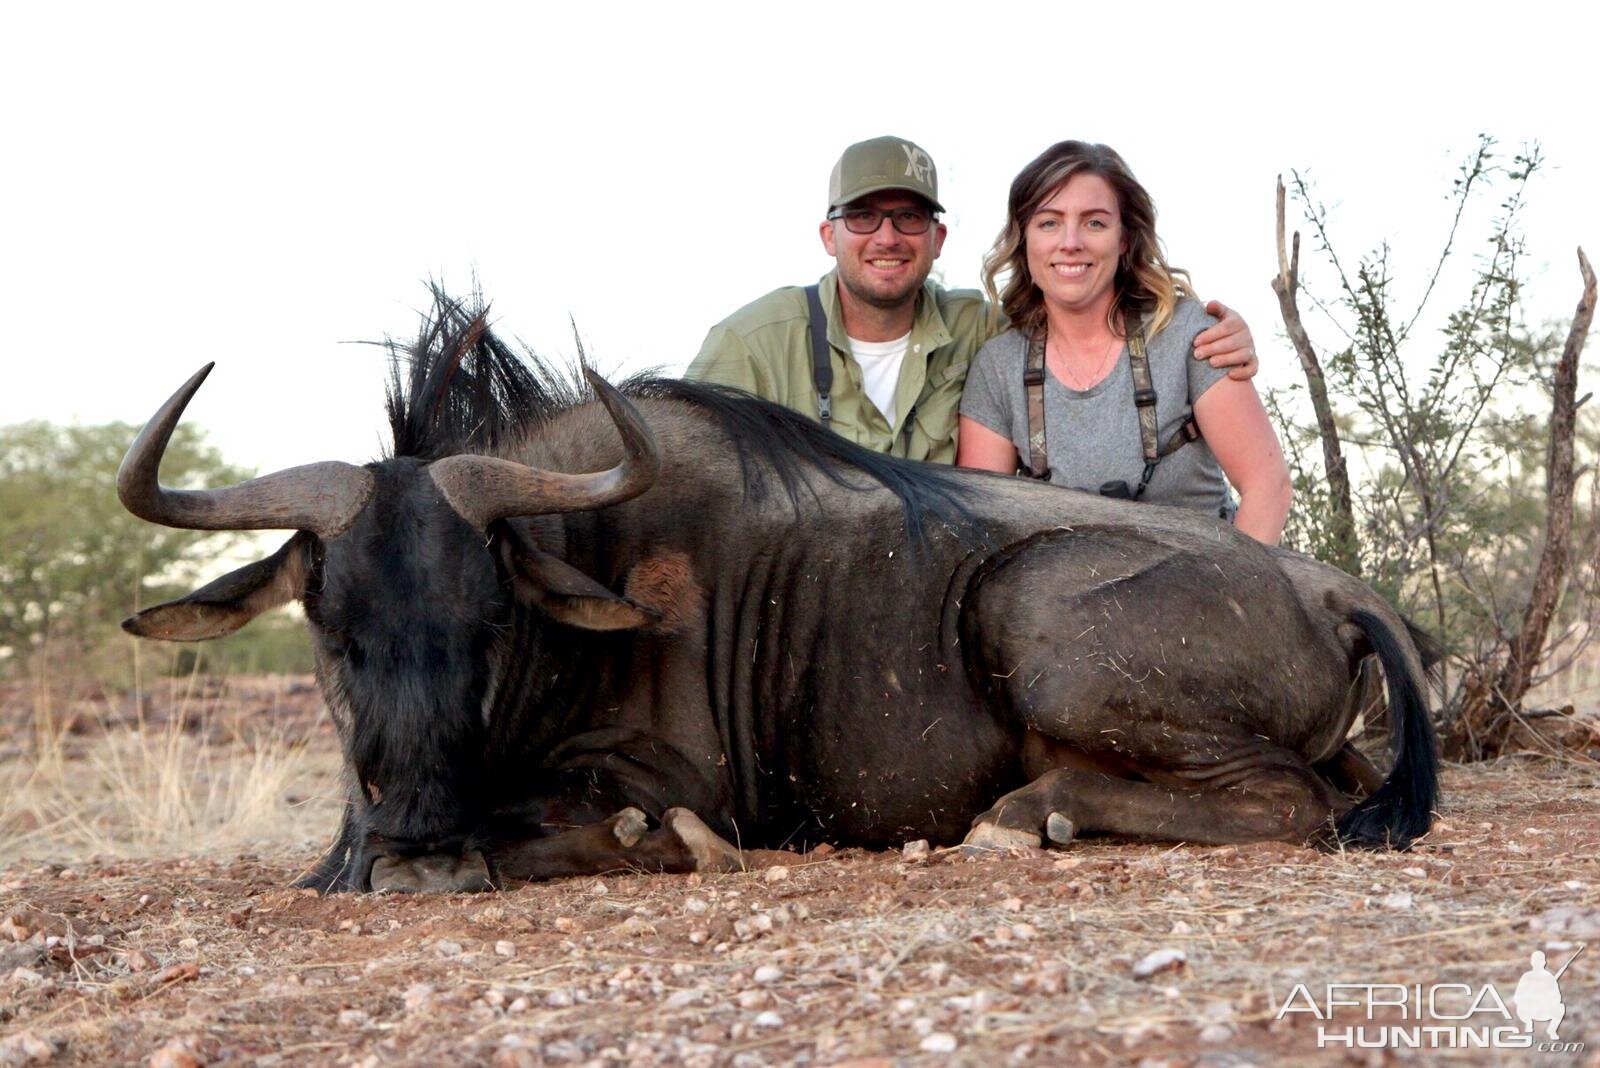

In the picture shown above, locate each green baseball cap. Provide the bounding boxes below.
[827,136,945,214]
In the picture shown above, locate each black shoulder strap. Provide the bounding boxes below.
[804,284,832,427]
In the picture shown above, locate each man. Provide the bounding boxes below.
[686,135,1258,464]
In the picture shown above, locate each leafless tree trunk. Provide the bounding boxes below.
[1454,248,1596,754]
[1272,177,1361,576]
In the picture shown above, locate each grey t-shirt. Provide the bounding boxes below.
[960,298,1234,516]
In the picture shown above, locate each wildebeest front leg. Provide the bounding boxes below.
[493,807,744,882]
[965,761,1344,849]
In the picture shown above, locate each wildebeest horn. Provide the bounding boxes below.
[118,363,375,536]
[428,370,660,528]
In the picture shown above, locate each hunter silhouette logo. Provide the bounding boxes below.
[1516,946,1581,1039]
[901,144,932,184]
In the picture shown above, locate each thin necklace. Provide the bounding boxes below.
[1049,331,1122,390]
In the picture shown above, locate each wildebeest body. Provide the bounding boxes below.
[117,298,1436,891]
[496,409,1368,849]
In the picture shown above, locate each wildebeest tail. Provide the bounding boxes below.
[1336,609,1439,850]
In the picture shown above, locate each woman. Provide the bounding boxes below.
[957,141,1291,544]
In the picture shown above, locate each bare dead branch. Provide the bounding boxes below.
[1272,176,1361,576]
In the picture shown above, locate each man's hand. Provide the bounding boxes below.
[1195,300,1258,381]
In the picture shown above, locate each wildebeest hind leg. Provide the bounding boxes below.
[493,807,745,883]
[965,761,1342,848]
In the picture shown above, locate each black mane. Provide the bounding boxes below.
[383,291,979,542]
[623,376,979,545]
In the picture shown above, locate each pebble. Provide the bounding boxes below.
[0,1030,53,1064]
[753,965,783,984]
[1000,897,1023,912]
[763,866,790,883]
[433,939,463,957]
[920,1033,958,1053]
[1198,1024,1233,1043]
[754,1011,784,1028]
[124,950,158,973]
[150,963,200,986]
[1132,949,1187,979]
[1378,893,1414,910]
[146,1044,201,1068]
[902,840,931,861]
[338,1009,370,1027]
[494,940,516,958]
[545,989,575,1008]
[733,914,773,941]
[684,897,709,914]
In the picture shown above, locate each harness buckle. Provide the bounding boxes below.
[1022,367,1046,387]
[1133,387,1158,408]
[818,393,832,422]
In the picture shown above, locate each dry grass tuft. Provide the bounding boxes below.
[0,671,341,864]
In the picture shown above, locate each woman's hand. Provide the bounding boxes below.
[1195,301,1258,381]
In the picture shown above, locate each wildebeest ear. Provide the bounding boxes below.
[505,543,658,632]
[122,532,314,641]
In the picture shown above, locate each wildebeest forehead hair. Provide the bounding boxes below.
[383,288,577,461]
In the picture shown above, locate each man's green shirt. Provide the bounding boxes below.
[686,271,995,464]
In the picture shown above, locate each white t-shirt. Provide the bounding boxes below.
[848,331,912,429]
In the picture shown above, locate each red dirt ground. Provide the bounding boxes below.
[2,678,1597,1066]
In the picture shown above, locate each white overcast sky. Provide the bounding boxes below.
[4,2,1596,476]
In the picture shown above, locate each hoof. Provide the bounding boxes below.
[1046,812,1077,846]
[370,850,493,894]
[610,807,648,848]
[961,821,1042,852]
[663,808,744,873]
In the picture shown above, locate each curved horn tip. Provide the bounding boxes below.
[162,362,220,413]
[184,362,217,389]
[117,363,220,513]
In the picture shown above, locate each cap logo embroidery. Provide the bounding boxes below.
[901,144,932,183]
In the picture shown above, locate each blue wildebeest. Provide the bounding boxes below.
[118,296,1436,892]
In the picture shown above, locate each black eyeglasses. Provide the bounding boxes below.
[827,206,936,235]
